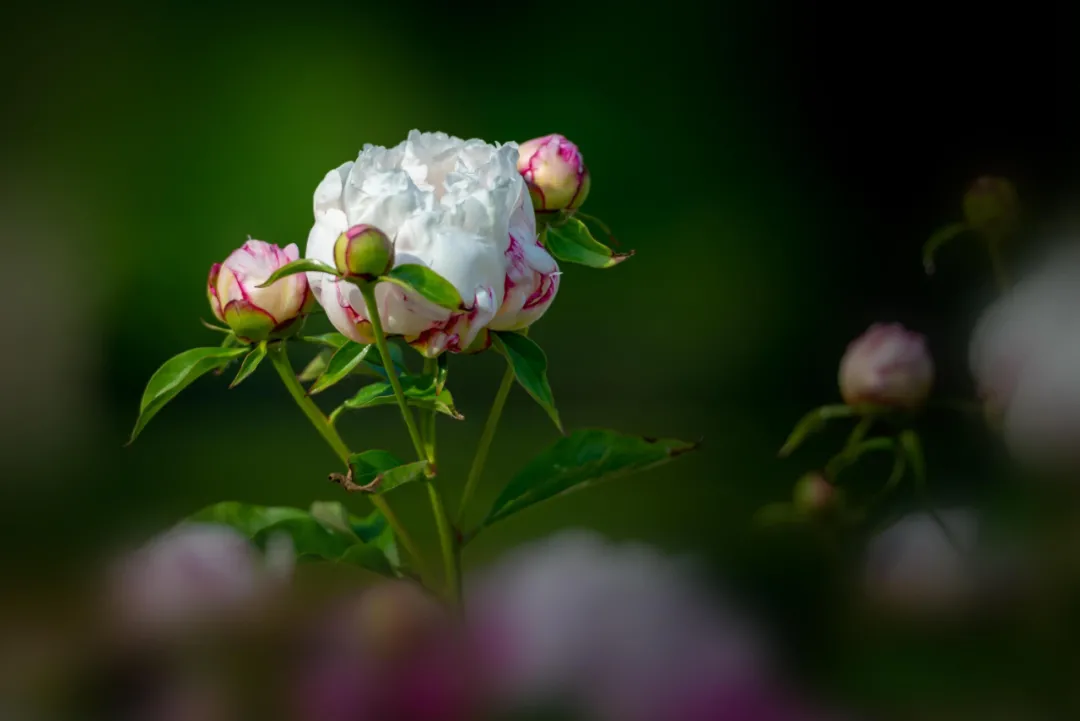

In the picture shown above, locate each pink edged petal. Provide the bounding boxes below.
[207,263,225,322]
[283,243,300,262]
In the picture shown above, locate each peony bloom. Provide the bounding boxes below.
[865,509,979,612]
[306,130,560,356]
[467,530,821,721]
[516,134,591,212]
[838,324,934,410]
[111,523,294,636]
[970,243,1080,463]
[208,240,311,343]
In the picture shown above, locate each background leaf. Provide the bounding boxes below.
[544,217,632,268]
[256,258,339,287]
[493,332,561,432]
[229,342,267,388]
[130,346,247,442]
[482,429,697,528]
[382,264,463,310]
[188,501,395,576]
[308,342,371,395]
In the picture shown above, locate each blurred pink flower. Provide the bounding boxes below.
[467,530,823,721]
[838,323,933,410]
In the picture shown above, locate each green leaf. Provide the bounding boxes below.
[778,404,856,458]
[256,258,339,288]
[129,346,248,443]
[339,375,463,419]
[381,264,463,310]
[298,332,349,349]
[922,222,970,275]
[350,508,401,569]
[544,217,632,268]
[482,429,697,528]
[353,340,409,379]
[229,342,267,388]
[492,332,561,432]
[298,349,333,383]
[346,450,430,495]
[308,342,372,395]
[188,501,393,576]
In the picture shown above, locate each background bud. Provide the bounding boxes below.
[334,224,393,280]
[517,134,590,212]
[792,473,839,516]
[839,323,934,410]
[963,176,1018,236]
[208,240,310,343]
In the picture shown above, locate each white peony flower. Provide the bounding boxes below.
[306,130,560,356]
[970,242,1080,462]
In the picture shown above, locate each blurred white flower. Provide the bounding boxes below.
[865,509,979,611]
[112,524,293,635]
[468,530,818,721]
[970,243,1080,464]
[306,130,560,356]
[838,323,934,410]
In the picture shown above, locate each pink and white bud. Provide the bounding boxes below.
[208,240,311,343]
[306,130,561,357]
[838,324,934,410]
[110,523,294,637]
[516,134,591,212]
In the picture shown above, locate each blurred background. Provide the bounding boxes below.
[0,0,1076,718]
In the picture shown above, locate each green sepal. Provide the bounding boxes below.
[543,217,632,268]
[379,264,463,310]
[256,258,340,288]
[229,341,268,388]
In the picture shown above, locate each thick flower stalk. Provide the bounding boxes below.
[838,323,934,410]
[208,240,311,342]
[306,130,560,356]
[516,133,590,213]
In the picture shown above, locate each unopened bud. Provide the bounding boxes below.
[793,473,839,516]
[963,176,1018,237]
[839,323,934,410]
[334,224,394,280]
[517,134,590,212]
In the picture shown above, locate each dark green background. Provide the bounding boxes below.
[1,1,1075,716]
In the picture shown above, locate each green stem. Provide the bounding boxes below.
[422,357,438,462]
[457,364,515,526]
[360,285,459,603]
[265,342,426,575]
[358,285,427,460]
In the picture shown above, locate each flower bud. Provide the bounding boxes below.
[517,134,590,212]
[208,240,311,343]
[792,473,839,516]
[839,323,934,410]
[333,224,394,280]
[963,176,1018,237]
